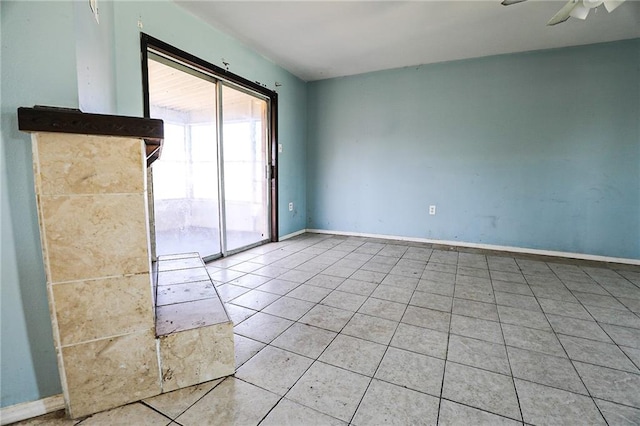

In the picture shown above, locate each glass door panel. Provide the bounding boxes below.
[221,85,270,252]
[148,55,221,258]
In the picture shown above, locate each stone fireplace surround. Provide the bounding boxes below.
[17,106,234,419]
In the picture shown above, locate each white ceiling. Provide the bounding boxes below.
[175,1,640,81]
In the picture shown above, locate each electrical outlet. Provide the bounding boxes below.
[429,205,436,215]
[289,202,294,211]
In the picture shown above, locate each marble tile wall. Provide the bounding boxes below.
[31,132,160,418]
[30,132,235,420]
[52,274,154,346]
[62,330,160,417]
[40,194,150,282]
[33,133,145,195]
[159,323,235,392]
[155,254,235,393]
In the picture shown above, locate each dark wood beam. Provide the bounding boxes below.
[18,106,164,166]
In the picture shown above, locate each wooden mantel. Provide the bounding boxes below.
[17,106,164,165]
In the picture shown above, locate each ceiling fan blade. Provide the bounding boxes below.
[570,4,591,19]
[501,0,528,5]
[547,0,579,25]
[603,0,625,12]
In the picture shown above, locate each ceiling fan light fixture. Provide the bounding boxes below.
[582,0,604,8]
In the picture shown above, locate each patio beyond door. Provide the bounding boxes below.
[148,53,270,260]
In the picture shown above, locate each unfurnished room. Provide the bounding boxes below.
[1,0,639,425]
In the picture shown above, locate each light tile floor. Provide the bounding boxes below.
[15,233,640,425]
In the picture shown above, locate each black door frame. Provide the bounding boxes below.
[140,33,279,249]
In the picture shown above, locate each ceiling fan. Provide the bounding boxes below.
[501,0,627,25]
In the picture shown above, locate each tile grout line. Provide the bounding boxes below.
[522,261,610,424]
[435,249,456,426]
[242,238,362,425]
[572,268,640,373]
[146,376,227,424]
[490,258,525,425]
[257,238,381,425]
[342,244,404,425]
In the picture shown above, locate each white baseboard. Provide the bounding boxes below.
[0,394,65,425]
[279,228,307,241]
[306,229,640,266]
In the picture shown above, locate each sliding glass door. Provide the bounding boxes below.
[222,85,270,252]
[147,52,270,259]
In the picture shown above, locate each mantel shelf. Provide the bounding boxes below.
[17,106,164,165]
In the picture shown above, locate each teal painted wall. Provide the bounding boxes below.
[307,39,640,259]
[1,1,78,407]
[73,0,117,114]
[1,0,306,408]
